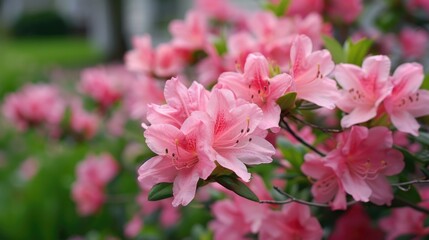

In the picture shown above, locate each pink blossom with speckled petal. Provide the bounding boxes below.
[335,55,392,128]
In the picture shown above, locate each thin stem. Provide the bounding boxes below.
[280,118,326,157]
[289,114,342,133]
[392,178,429,187]
[259,187,356,208]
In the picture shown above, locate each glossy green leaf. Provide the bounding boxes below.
[148,182,173,201]
[276,92,297,111]
[322,35,345,63]
[216,175,259,202]
[344,38,373,66]
[277,138,305,171]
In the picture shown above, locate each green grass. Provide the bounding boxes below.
[0,36,103,98]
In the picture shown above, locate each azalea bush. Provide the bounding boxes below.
[2,0,429,239]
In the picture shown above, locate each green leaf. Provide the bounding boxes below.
[148,182,173,201]
[322,35,345,63]
[395,184,422,204]
[276,137,305,171]
[412,131,429,146]
[213,37,228,56]
[264,0,291,17]
[276,92,297,111]
[422,74,429,90]
[344,38,373,66]
[215,175,259,202]
[394,146,425,172]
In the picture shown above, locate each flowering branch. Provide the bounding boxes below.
[392,178,429,192]
[279,117,326,157]
[259,187,356,208]
[288,114,342,133]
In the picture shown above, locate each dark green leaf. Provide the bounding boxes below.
[412,132,429,146]
[276,92,297,111]
[395,185,422,204]
[216,175,259,202]
[148,182,173,201]
[322,35,345,63]
[394,146,424,172]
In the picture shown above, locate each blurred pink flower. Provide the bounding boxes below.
[393,131,421,153]
[286,0,324,17]
[169,10,208,51]
[210,175,273,239]
[379,188,429,240]
[70,100,99,139]
[153,43,187,78]
[72,154,118,216]
[327,0,363,23]
[124,75,164,122]
[289,35,339,109]
[2,84,65,131]
[217,52,293,130]
[408,0,429,14]
[72,180,105,216]
[124,214,143,238]
[384,62,429,136]
[125,35,154,73]
[335,55,392,127]
[79,66,130,109]
[399,27,429,59]
[194,0,241,22]
[19,158,39,181]
[259,203,323,240]
[329,204,384,240]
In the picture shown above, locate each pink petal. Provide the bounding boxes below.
[291,35,313,70]
[144,124,184,155]
[408,90,429,117]
[243,53,270,81]
[383,148,405,176]
[335,64,365,91]
[296,76,339,109]
[340,105,378,128]
[138,156,177,190]
[341,170,372,202]
[390,110,420,136]
[391,63,424,97]
[235,136,275,165]
[215,153,251,181]
[362,55,391,88]
[367,176,393,205]
[172,168,200,206]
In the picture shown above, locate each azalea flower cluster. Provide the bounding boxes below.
[1,0,429,239]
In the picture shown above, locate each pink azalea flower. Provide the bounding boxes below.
[193,88,276,181]
[196,45,227,86]
[210,175,273,240]
[286,0,324,17]
[72,154,118,216]
[76,154,118,187]
[169,10,208,51]
[259,203,323,240]
[146,77,209,128]
[408,0,429,13]
[153,43,187,78]
[217,52,293,130]
[335,55,392,127]
[79,66,130,109]
[393,131,421,153]
[138,117,217,206]
[125,35,154,73]
[124,214,143,238]
[303,126,404,208]
[72,181,105,216]
[327,0,363,23]
[379,188,429,240]
[2,84,65,131]
[289,35,339,109]
[195,0,241,22]
[70,100,99,140]
[226,32,259,72]
[302,152,347,210]
[384,63,429,136]
[399,27,429,59]
[124,75,164,122]
[19,158,39,181]
[329,204,384,240]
